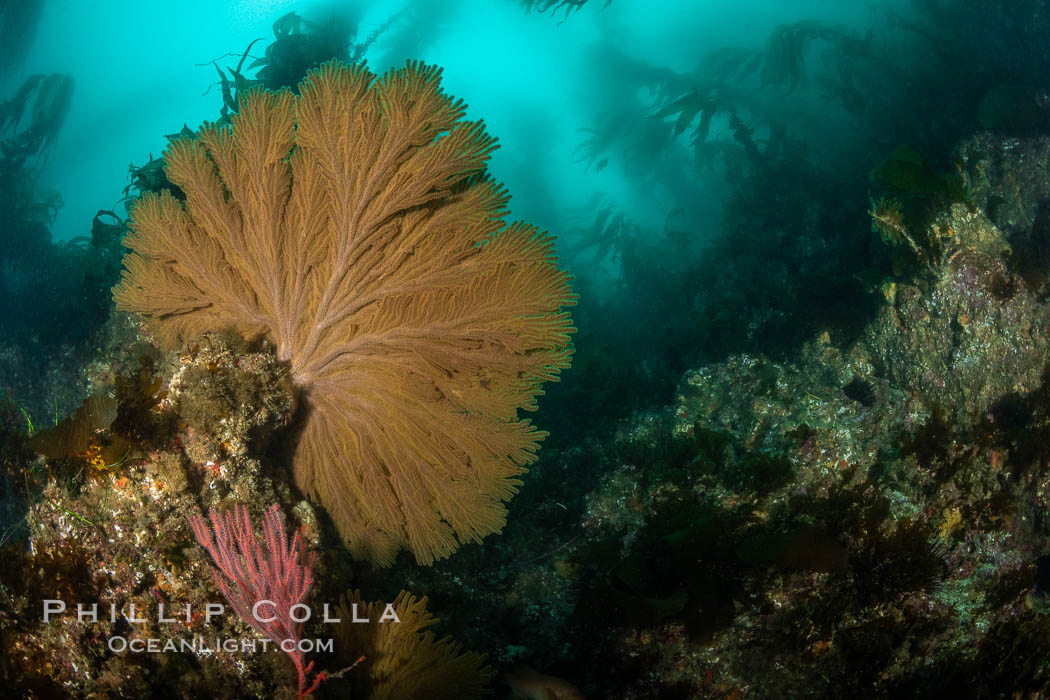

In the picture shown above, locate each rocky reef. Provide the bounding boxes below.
[386,134,1050,698]
[6,111,1050,700]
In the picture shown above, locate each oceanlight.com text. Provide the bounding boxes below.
[107,636,335,654]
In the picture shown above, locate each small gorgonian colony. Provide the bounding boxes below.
[114,60,576,565]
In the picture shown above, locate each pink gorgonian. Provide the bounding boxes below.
[188,503,324,698]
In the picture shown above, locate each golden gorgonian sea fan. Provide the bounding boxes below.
[335,589,495,699]
[113,60,575,566]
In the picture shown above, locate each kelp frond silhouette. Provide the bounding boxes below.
[521,0,612,20]
[565,200,642,279]
[114,60,576,566]
[696,20,871,98]
[655,20,872,146]
[572,111,633,171]
[0,73,73,168]
[700,21,844,92]
[651,87,726,143]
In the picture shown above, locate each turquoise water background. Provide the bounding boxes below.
[9,0,906,247]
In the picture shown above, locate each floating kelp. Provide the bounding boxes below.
[868,144,968,203]
[27,394,115,457]
[26,354,169,469]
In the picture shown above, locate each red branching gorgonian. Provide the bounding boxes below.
[188,503,324,698]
